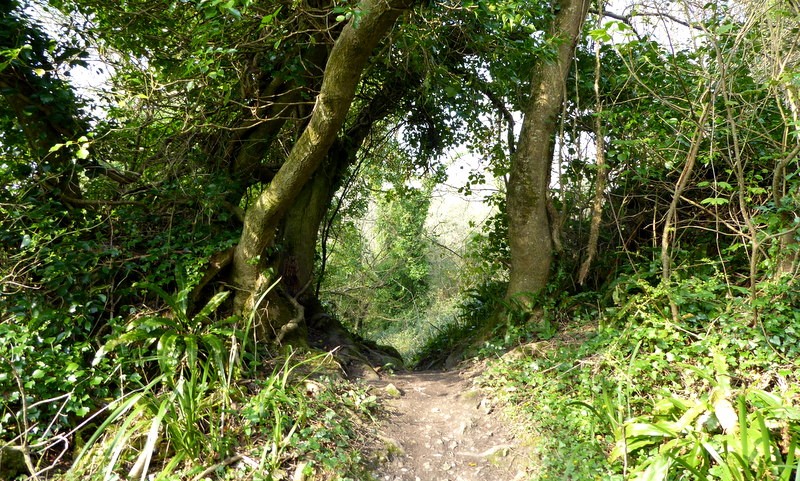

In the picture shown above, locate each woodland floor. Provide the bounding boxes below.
[364,364,532,481]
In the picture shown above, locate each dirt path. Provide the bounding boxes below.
[366,367,531,481]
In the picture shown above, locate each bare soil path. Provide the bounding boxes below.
[365,365,531,481]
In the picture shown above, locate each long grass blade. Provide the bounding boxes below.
[129,395,171,481]
[781,432,797,481]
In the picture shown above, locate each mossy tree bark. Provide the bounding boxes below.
[505,0,590,305]
[231,0,413,334]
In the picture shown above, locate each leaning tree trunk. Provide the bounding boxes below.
[505,0,590,305]
[277,147,348,293]
[276,70,418,312]
[231,0,413,334]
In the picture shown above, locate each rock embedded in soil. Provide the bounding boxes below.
[384,383,403,398]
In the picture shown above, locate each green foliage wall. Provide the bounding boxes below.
[320,176,436,351]
[372,184,433,315]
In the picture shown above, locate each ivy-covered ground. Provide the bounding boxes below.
[473,273,800,480]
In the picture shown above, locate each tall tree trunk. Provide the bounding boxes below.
[505,0,590,304]
[231,0,412,330]
[269,146,349,345]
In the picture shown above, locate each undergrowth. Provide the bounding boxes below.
[58,352,377,481]
[474,271,800,480]
[411,280,505,369]
[1,271,379,481]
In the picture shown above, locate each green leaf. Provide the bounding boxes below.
[193,290,230,325]
[627,421,678,438]
[738,395,750,458]
[589,28,612,43]
[260,7,282,27]
[611,437,661,460]
[701,197,729,206]
[749,390,788,410]
[138,316,181,333]
[717,23,734,34]
[779,433,796,481]
[633,453,672,481]
[200,333,226,377]
[135,282,190,325]
[174,268,193,319]
[73,375,163,467]
[753,409,774,464]
[674,401,707,432]
[157,331,182,376]
[184,334,198,369]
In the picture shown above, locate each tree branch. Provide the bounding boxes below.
[593,8,701,30]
